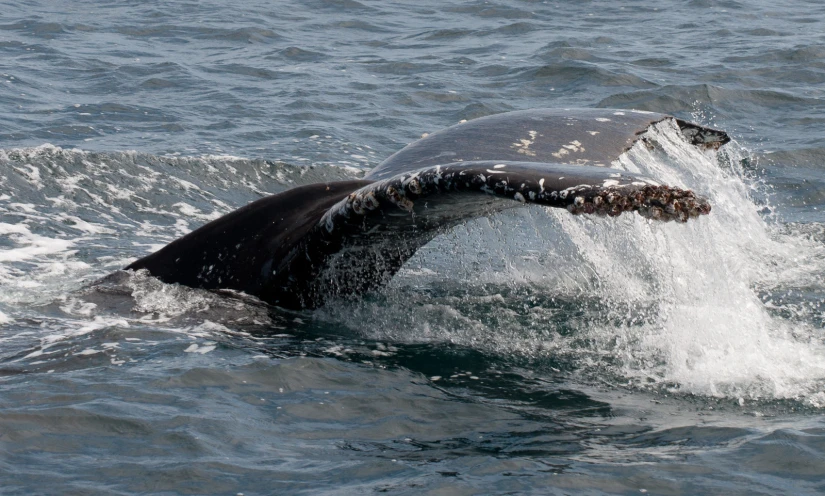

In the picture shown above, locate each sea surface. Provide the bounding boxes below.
[2,1,825,494]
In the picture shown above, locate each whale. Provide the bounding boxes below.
[124,108,729,309]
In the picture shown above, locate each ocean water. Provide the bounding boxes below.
[2,0,825,494]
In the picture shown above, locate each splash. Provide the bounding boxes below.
[320,119,825,406]
[560,119,825,404]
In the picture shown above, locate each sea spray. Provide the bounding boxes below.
[553,120,825,403]
[321,119,825,405]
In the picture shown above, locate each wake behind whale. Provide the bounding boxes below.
[123,109,729,309]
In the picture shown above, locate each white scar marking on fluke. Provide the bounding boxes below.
[493,163,507,169]
[511,130,538,157]
[587,131,600,136]
[552,139,585,159]
[595,117,611,122]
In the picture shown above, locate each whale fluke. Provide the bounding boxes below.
[367,108,729,180]
[124,109,728,309]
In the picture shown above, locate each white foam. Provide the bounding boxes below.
[172,202,223,221]
[127,270,215,316]
[184,341,217,354]
[55,214,114,235]
[0,223,75,263]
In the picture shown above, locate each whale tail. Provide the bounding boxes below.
[124,109,729,309]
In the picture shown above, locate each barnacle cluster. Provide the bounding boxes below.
[566,185,711,222]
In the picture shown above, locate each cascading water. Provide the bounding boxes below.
[571,119,825,404]
[320,119,825,406]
